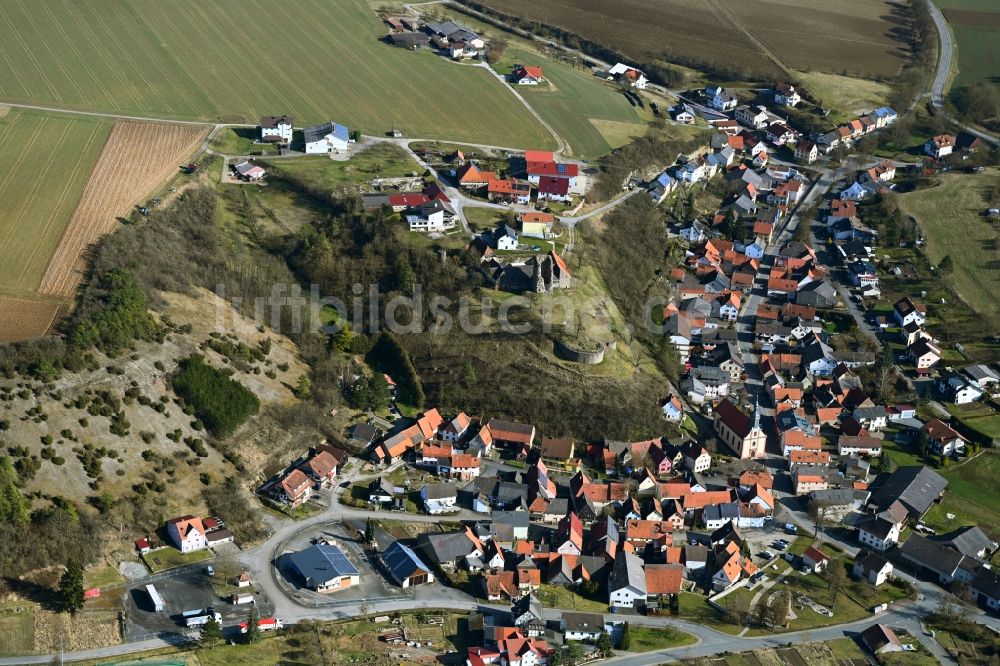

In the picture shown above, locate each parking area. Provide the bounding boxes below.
[125,566,274,637]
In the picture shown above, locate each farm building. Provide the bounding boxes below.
[233,160,266,181]
[304,121,352,154]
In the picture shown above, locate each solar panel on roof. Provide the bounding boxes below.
[318,544,360,575]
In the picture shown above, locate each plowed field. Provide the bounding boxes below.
[0,296,61,342]
[38,121,208,297]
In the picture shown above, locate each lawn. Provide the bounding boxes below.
[491,47,646,159]
[796,71,889,118]
[209,127,280,157]
[0,605,34,657]
[537,584,608,613]
[676,592,742,635]
[626,624,697,652]
[0,108,110,298]
[83,565,125,590]
[920,450,1000,539]
[263,143,424,191]
[0,0,553,148]
[897,169,1000,316]
[142,547,212,573]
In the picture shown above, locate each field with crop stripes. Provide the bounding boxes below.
[0,0,553,148]
[38,121,209,298]
[0,108,110,298]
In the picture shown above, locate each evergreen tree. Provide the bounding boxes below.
[596,632,613,657]
[58,560,85,613]
[938,254,954,274]
[619,622,631,650]
[200,616,222,648]
[245,605,261,643]
[0,456,29,525]
[565,642,584,666]
[463,360,477,386]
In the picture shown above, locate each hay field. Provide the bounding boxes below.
[0,108,109,297]
[897,168,1000,316]
[0,0,553,147]
[38,121,208,298]
[472,0,908,80]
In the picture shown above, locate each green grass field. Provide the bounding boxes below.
[627,625,697,651]
[0,108,110,298]
[0,0,553,148]
[492,48,646,159]
[0,605,34,656]
[935,0,1000,88]
[142,547,212,573]
[920,451,1000,539]
[897,168,1000,316]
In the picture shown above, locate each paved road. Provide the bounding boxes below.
[924,0,1000,146]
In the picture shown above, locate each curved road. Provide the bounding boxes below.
[925,0,999,146]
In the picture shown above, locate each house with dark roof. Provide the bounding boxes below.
[971,567,1000,611]
[608,551,646,609]
[381,541,435,588]
[861,623,902,654]
[868,466,947,520]
[853,550,893,586]
[898,533,976,585]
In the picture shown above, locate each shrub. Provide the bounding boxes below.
[171,355,259,437]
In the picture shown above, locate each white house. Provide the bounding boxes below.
[857,515,901,552]
[671,104,695,124]
[494,224,519,251]
[420,484,458,514]
[166,516,208,553]
[303,121,351,154]
[925,134,955,158]
[736,105,770,129]
[259,115,293,144]
[649,171,678,204]
[679,220,707,244]
[661,395,684,422]
[608,63,647,89]
[706,85,737,112]
[774,83,801,107]
[406,200,454,233]
[893,297,926,328]
[853,551,894,586]
[608,552,647,609]
[561,613,609,642]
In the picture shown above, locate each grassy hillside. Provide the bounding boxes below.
[491,47,646,158]
[897,168,1000,316]
[0,0,553,147]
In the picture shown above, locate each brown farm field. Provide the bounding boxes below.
[467,0,909,80]
[0,296,62,342]
[38,121,208,298]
